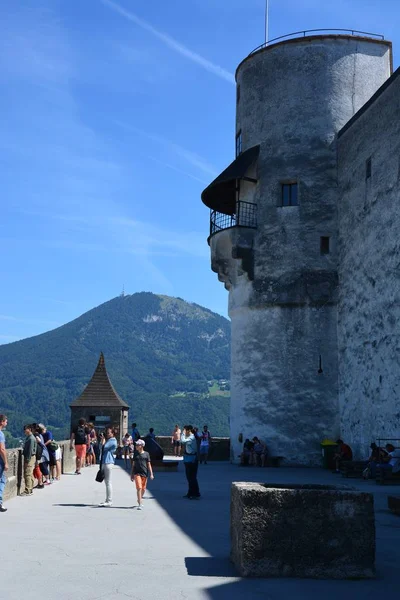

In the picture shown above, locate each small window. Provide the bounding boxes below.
[320,236,330,255]
[236,131,242,157]
[236,84,241,103]
[366,157,372,179]
[281,183,298,206]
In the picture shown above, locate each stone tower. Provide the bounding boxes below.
[201,32,392,464]
[70,352,129,439]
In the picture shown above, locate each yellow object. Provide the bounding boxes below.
[320,439,337,446]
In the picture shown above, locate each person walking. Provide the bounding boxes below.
[21,424,37,496]
[171,424,181,457]
[181,425,201,499]
[70,418,89,474]
[99,426,117,507]
[199,425,212,464]
[0,414,8,512]
[130,439,154,510]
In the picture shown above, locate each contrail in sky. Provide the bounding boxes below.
[101,0,235,84]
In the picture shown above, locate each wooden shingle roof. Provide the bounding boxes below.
[70,352,129,409]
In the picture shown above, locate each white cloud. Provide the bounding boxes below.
[114,121,218,177]
[101,0,235,84]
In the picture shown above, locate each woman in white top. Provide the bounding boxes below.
[122,432,133,469]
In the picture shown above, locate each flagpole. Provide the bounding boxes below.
[265,0,269,44]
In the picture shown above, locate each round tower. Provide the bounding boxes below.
[202,31,392,465]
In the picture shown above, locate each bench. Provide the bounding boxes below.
[376,468,400,485]
[340,461,366,478]
[264,456,284,467]
[238,455,284,467]
[152,460,179,473]
[388,496,400,515]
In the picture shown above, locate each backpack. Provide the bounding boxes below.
[75,425,87,445]
[36,443,43,461]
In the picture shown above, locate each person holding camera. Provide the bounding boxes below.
[99,427,117,507]
[181,425,201,499]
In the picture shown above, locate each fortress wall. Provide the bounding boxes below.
[337,69,400,457]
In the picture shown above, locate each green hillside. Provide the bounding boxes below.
[0,293,231,439]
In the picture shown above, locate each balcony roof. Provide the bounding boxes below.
[201,145,260,215]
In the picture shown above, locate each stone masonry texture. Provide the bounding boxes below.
[337,70,400,457]
[231,481,376,579]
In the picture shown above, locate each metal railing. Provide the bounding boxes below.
[248,29,385,57]
[210,201,257,238]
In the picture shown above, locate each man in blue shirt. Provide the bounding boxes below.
[181,425,201,500]
[131,423,140,445]
[0,414,9,512]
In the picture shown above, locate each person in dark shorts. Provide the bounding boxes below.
[131,439,154,510]
[171,424,181,457]
[333,439,353,473]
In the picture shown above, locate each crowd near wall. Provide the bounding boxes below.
[3,437,230,502]
[3,441,76,502]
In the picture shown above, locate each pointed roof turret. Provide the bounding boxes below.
[70,352,129,408]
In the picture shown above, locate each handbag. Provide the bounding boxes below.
[95,469,104,483]
[95,446,105,483]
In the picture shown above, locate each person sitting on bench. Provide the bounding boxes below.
[362,443,387,479]
[371,443,400,481]
[240,439,254,465]
[333,439,353,473]
[252,437,267,467]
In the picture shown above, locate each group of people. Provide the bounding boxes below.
[333,438,400,481]
[0,414,63,511]
[240,436,268,466]
[171,424,212,464]
[96,422,203,505]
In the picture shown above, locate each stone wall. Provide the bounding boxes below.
[155,436,230,461]
[337,69,400,457]
[3,439,77,502]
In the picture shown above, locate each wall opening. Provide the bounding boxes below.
[366,157,372,180]
[320,236,330,255]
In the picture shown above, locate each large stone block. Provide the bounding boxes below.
[231,482,375,579]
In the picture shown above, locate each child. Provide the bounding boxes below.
[130,439,154,510]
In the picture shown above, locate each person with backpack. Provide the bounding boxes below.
[21,424,37,496]
[40,423,60,481]
[70,418,89,474]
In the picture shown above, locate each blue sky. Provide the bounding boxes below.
[1,0,399,344]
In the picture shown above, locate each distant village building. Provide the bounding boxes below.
[69,352,129,439]
[201,30,400,464]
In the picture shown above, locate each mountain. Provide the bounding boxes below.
[0,293,231,439]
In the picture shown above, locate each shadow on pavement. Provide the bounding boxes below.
[115,460,400,599]
[185,557,237,578]
[54,502,136,510]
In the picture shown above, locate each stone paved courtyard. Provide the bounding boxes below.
[1,460,399,599]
